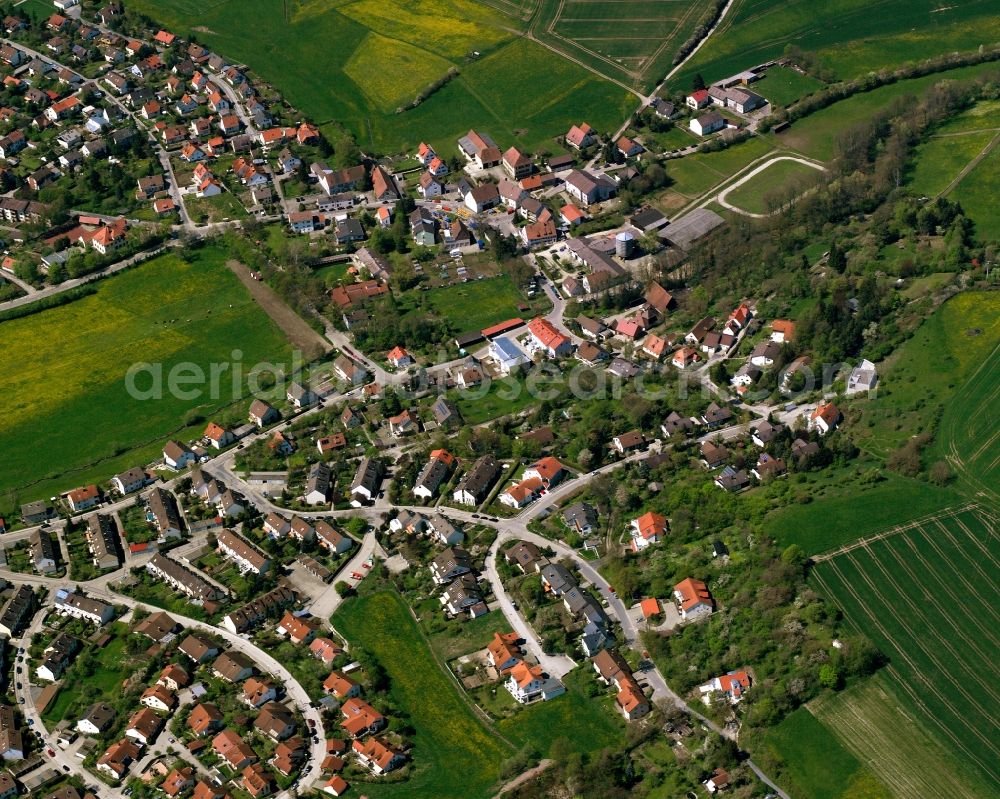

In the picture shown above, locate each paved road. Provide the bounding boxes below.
[483,453,789,798]
[0,570,328,798]
[0,245,171,313]
[482,544,577,679]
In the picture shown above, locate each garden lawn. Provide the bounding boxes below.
[42,624,132,724]
[751,66,826,108]
[497,667,626,756]
[332,591,512,799]
[452,373,563,426]
[0,246,293,515]
[398,275,528,331]
[754,707,891,799]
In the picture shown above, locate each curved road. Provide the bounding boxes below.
[0,571,327,798]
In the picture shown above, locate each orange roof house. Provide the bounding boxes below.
[523,455,566,487]
[810,402,841,435]
[630,511,666,551]
[639,598,661,619]
[771,318,796,342]
[673,577,714,619]
[486,632,522,673]
[527,317,571,356]
[322,671,359,700]
[339,698,384,737]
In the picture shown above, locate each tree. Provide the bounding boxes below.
[781,543,806,571]
[928,460,953,484]
[692,73,706,91]
[819,663,842,690]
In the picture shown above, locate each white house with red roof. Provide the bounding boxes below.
[699,670,751,704]
[560,204,585,226]
[723,302,753,336]
[565,123,595,149]
[616,135,643,158]
[671,347,700,370]
[386,346,412,369]
[630,511,666,551]
[527,317,572,358]
[67,484,100,512]
[673,577,714,620]
[810,402,841,435]
[505,662,565,703]
[416,142,435,165]
[500,477,544,509]
[686,89,710,109]
[203,422,234,449]
[522,456,567,488]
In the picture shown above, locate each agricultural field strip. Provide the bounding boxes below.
[810,684,980,799]
[812,511,1000,783]
[817,699,943,798]
[874,533,1000,659]
[912,520,1000,628]
[938,512,1000,577]
[941,339,1000,505]
[543,0,704,81]
[811,565,1000,783]
[810,501,978,562]
[838,548,1000,711]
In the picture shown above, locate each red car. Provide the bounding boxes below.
[362,562,371,569]
[351,572,363,580]
[47,749,55,758]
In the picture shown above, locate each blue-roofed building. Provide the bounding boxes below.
[489,336,529,375]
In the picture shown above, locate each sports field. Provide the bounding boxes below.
[723,157,823,214]
[669,0,1000,91]
[653,135,773,213]
[811,505,1000,794]
[127,0,634,154]
[0,247,293,515]
[530,0,714,90]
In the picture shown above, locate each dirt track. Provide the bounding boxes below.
[226,259,328,360]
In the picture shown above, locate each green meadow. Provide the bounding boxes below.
[0,247,292,515]
[670,0,1000,91]
[127,0,634,154]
